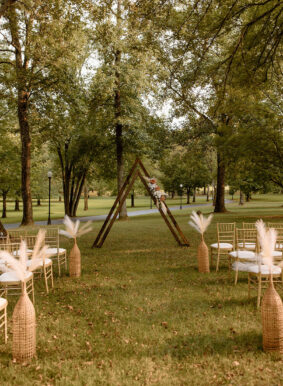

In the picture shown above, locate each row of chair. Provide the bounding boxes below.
[210,222,283,308]
[0,227,67,343]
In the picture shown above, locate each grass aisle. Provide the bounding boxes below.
[0,200,283,385]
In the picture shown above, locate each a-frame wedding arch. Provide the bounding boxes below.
[92,158,190,248]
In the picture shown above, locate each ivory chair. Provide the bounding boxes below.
[211,223,235,271]
[23,235,54,294]
[268,223,283,229]
[237,228,258,252]
[248,264,282,308]
[0,270,34,303]
[229,229,258,284]
[45,228,67,276]
[0,297,8,343]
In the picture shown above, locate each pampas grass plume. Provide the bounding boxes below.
[189,211,213,235]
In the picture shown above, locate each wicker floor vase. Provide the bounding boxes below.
[261,278,283,354]
[69,239,81,277]
[12,290,36,363]
[197,237,210,273]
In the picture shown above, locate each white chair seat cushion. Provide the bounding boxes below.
[0,297,7,309]
[276,243,283,249]
[232,262,253,272]
[0,271,33,283]
[211,243,233,249]
[237,242,256,250]
[248,265,281,275]
[229,250,256,261]
[12,249,33,256]
[26,258,52,268]
[46,248,66,255]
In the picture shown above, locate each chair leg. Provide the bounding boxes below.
[50,264,54,288]
[234,262,238,285]
[210,248,213,267]
[4,307,7,344]
[44,266,49,294]
[216,249,220,272]
[57,255,61,277]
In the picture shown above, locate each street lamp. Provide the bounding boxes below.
[47,171,52,225]
[180,184,183,210]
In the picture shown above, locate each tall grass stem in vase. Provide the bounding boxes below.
[256,220,283,354]
[60,216,92,277]
[189,211,213,273]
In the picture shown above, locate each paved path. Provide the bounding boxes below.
[4,200,233,229]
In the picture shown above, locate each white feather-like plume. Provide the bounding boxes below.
[256,219,277,267]
[59,215,92,239]
[28,229,51,272]
[188,211,213,235]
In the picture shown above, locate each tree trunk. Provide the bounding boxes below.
[203,186,206,195]
[193,188,196,203]
[14,197,20,211]
[8,7,33,225]
[171,191,175,199]
[206,186,210,201]
[59,195,62,202]
[0,220,7,237]
[114,0,127,220]
[83,182,88,211]
[186,188,191,204]
[214,152,226,213]
[2,191,7,218]
[239,190,244,205]
[37,198,41,206]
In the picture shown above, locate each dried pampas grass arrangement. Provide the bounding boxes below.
[256,220,283,354]
[189,211,213,273]
[60,216,92,277]
[0,230,47,363]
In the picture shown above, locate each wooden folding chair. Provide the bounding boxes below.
[229,229,258,284]
[45,228,67,276]
[210,223,235,271]
[0,271,34,303]
[248,265,282,308]
[23,235,54,294]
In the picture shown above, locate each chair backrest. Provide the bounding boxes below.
[8,230,27,243]
[242,222,256,229]
[236,228,258,252]
[0,242,21,254]
[22,235,45,249]
[45,227,59,250]
[217,223,235,246]
[268,223,283,229]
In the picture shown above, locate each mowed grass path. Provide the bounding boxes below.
[0,198,283,385]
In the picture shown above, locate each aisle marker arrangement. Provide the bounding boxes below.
[256,220,283,354]
[189,211,213,273]
[60,216,92,277]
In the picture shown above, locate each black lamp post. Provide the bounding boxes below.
[180,184,183,210]
[47,171,52,225]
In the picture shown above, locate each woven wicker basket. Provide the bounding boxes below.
[12,288,36,363]
[197,237,210,273]
[261,277,283,354]
[69,240,81,277]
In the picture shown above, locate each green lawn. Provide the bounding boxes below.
[0,196,283,385]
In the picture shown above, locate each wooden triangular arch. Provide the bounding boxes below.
[92,159,190,248]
